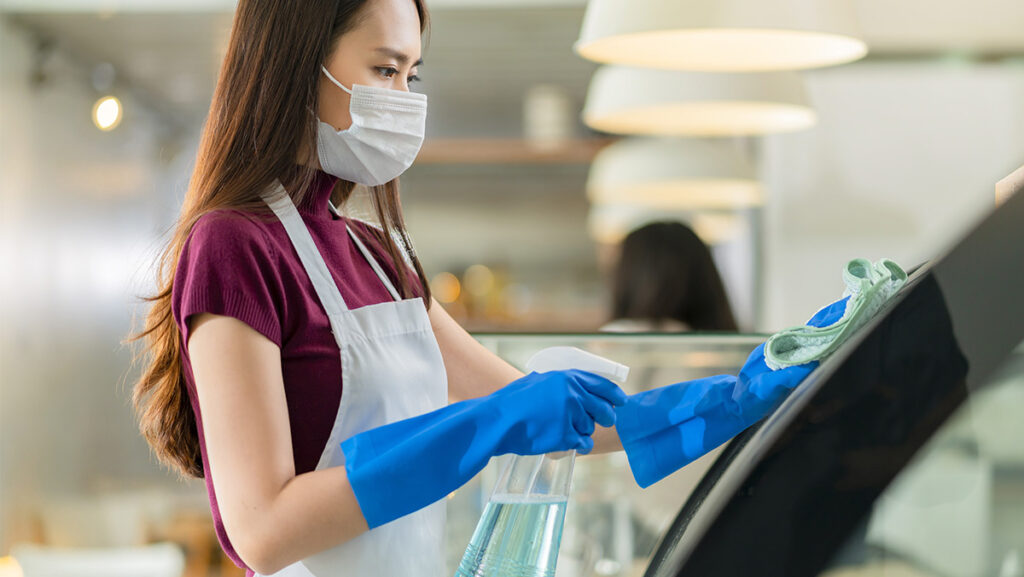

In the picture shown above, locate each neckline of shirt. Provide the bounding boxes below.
[296,170,343,221]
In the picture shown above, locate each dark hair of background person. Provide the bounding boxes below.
[611,221,739,331]
[125,0,431,478]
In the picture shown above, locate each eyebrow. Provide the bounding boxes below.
[374,47,423,67]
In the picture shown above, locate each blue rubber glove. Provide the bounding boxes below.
[616,297,850,488]
[486,369,626,454]
[341,369,627,528]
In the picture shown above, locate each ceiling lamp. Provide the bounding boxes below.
[691,212,745,245]
[583,66,815,136]
[575,0,867,72]
[588,137,763,210]
[588,204,743,246]
[587,204,661,245]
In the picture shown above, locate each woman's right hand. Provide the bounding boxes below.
[484,369,627,455]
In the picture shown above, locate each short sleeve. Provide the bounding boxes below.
[172,210,285,348]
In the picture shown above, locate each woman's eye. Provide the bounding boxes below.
[376,67,420,83]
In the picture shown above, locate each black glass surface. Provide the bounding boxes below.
[644,188,1024,577]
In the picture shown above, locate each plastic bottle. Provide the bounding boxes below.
[455,347,630,577]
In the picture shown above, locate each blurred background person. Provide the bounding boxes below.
[603,221,738,333]
[564,221,740,571]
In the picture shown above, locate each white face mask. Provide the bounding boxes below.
[317,66,427,186]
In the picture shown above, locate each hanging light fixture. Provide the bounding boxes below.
[587,204,743,246]
[575,0,867,72]
[583,65,815,136]
[691,212,745,245]
[587,204,660,245]
[587,137,763,210]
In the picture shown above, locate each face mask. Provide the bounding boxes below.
[317,66,428,186]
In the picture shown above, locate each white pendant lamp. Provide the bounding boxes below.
[587,138,763,210]
[575,0,868,72]
[691,212,745,245]
[583,66,815,137]
[587,204,665,245]
[588,204,743,246]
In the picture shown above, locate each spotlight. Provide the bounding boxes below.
[92,96,123,131]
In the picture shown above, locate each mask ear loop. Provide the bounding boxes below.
[321,66,354,95]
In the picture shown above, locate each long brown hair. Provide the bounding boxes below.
[127,0,432,478]
[612,221,737,331]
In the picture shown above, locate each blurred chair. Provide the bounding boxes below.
[11,542,185,577]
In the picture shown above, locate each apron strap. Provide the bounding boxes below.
[261,183,349,315]
[328,200,403,302]
[346,226,402,301]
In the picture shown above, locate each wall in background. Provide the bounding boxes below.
[0,17,204,552]
[760,60,1024,329]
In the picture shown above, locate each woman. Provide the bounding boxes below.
[129,1,824,576]
[605,221,738,333]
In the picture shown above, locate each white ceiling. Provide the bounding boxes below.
[5,6,604,137]
[5,0,1024,53]
[5,0,1023,132]
[0,0,588,10]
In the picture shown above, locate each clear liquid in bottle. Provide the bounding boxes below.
[454,496,567,577]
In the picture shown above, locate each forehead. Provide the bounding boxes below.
[348,0,422,59]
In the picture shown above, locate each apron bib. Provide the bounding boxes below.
[256,183,448,577]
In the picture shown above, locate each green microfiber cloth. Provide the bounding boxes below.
[765,258,908,371]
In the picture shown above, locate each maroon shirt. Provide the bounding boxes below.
[171,171,423,574]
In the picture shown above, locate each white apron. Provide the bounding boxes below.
[257,184,448,577]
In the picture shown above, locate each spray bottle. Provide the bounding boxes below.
[455,346,630,577]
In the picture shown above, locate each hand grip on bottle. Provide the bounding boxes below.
[521,346,630,497]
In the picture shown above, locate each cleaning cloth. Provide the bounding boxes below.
[764,258,908,370]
